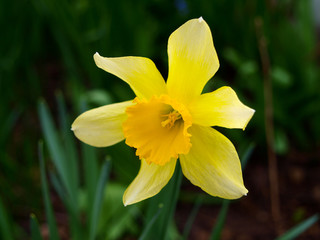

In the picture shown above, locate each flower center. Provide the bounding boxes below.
[161,110,182,129]
[123,95,192,165]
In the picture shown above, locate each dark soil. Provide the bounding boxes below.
[176,148,320,240]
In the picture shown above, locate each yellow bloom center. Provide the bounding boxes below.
[161,110,181,128]
[123,95,192,166]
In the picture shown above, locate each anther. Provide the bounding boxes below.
[161,110,181,129]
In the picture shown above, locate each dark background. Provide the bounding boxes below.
[0,0,319,239]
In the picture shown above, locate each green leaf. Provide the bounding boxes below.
[78,97,99,232]
[182,196,203,240]
[98,183,139,240]
[82,143,99,218]
[240,143,255,169]
[0,198,14,240]
[55,93,83,240]
[38,141,60,240]
[210,200,230,240]
[38,99,82,240]
[139,204,163,240]
[56,92,79,201]
[49,172,82,240]
[142,162,183,240]
[159,163,183,240]
[276,214,319,240]
[89,158,112,240]
[38,100,74,203]
[30,214,43,240]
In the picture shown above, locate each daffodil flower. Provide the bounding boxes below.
[72,17,255,206]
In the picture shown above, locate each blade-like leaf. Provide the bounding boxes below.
[142,162,183,240]
[160,163,183,240]
[56,92,79,202]
[182,196,203,240]
[30,214,44,240]
[38,141,60,240]
[38,100,73,202]
[48,172,82,240]
[78,97,99,219]
[89,158,112,240]
[276,214,319,240]
[55,92,82,240]
[139,204,163,240]
[241,143,255,169]
[210,200,230,240]
[82,144,99,215]
[0,198,14,240]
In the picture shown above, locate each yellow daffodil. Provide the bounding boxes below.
[72,17,255,206]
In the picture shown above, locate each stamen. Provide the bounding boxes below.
[161,110,182,129]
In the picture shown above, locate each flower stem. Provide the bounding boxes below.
[255,17,282,234]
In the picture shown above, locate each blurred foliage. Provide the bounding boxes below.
[0,0,319,239]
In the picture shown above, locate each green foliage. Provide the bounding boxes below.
[182,196,203,239]
[38,142,60,240]
[141,163,183,240]
[36,94,141,239]
[0,0,319,239]
[210,200,230,240]
[30,214,44,240]
[276,214,319,240]
[89,159,111,240]
[0,198,14,240]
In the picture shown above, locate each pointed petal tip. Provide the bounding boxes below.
[123,195,135,206]
[93,52,100,64]
[122,195,127,206]
[242,187,248,196]
[71,122,76,131]
[93,52,102,63]
[242,108,256,131]
[229,185,248,199]
[123,194,132,206]
[167,17,219,102]
[122,159,177,206]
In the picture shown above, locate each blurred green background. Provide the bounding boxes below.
[1,0,319,239]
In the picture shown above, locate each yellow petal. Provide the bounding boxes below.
[94,53,167,100]
[123,95,192,166]
[188,86,255,130]
[167,17,219,104]
[180,125,248,199]
[123,159,177,206]
[71,101,133,147]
